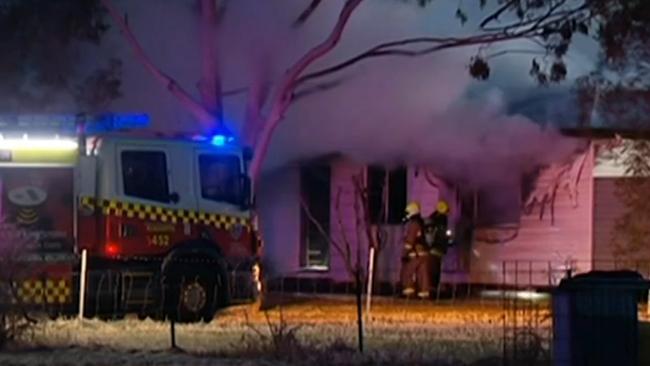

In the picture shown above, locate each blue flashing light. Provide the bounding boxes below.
[207,124,236,147]
[191,135,208,142]
[85,113,150,134]
[211,134,226,146]
[0,113,150,135]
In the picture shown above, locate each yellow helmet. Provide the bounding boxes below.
[404,202,421,218]
[436,200,449,214]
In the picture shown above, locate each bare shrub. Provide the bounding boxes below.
[0,308,35,349]
[0,217,38,349]
[235,308,473,365]
[239,307,305,362]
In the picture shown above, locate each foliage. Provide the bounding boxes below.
[569,0,650,257]
[0,0,630,190]
[611,141,650,257]
[74,58,123,113]
[0,0,114,112]
[395,1,650,86]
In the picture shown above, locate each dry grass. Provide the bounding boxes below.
[0,297,512,365]
[0,310,35,350]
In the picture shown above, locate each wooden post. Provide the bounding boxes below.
[170,319,177,349]
[355,269,364,353]
[365,246,375,319]
[78,249,87,320]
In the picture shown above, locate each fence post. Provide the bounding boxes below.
[355,269,364,353]
[78,249,88,320]
[647,289,650,319]
[365,246,376,319]
[170,319,177,349]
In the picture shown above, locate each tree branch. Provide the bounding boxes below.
[293,78,348,101]
[352,174,376,252]
[335,187,353,264]
[293,0,323,27]
[295,1,592,87]
[479,0,518,28]
[198,0,224,123]
[485,48,548,60]
[295,31,545,86]
[100,0,214,126]
[352,177,363,274]
[222,86,248,97]
[300,192,355,278]
[248,0,364,184]
[242,66,271,147]
[481,1,588,33]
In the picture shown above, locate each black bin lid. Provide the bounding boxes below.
[558,270,650,291]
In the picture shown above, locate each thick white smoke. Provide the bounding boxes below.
[89,0,595,188]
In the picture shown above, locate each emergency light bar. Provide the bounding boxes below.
[0,113,150,135]
[192,125,236,147]
[0,135,78,151]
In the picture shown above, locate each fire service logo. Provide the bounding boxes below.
[8,186,48,226]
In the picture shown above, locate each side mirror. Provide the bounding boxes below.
[169,192,180,204]
[240,175,252,210]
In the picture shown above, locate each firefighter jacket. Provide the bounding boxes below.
[402,215,426,259]
[427,211,449,256]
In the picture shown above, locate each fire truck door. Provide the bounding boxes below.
[194,150,243,215]
[115,143,198,215]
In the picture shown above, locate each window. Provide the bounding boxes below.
[476,183,522,226]
[367,166,407,225]
[198,154,242,205]
[121,150,170,203]
[300,164,331,269]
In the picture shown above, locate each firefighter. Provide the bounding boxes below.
[399,202,431,299]
[426,200,452,289]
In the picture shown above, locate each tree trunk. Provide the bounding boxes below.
[198,0,223,125]
[247,0,364,185]
[101,0,214,127]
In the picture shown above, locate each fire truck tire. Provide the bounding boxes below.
[162,264,218,323]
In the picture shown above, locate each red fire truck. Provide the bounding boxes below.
[0,114,260,322]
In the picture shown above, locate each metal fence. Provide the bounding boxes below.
[1,258,650,365]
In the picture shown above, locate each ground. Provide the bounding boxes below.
[0,297,512,365]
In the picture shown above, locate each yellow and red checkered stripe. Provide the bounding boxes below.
[15,279,72,304]
[79,197,250,230]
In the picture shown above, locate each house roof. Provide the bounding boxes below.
[508,90,650,140]
[559,127,650,139]
[284,152,345,167]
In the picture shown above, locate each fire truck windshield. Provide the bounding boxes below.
[198,154,242,206]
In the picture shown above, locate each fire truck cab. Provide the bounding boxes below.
[0,114,259,323]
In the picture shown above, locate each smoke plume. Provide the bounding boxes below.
[93,0,595,188]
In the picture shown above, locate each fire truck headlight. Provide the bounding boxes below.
[252,263,262,293]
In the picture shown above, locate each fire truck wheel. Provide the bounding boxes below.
[163,265,217,323]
